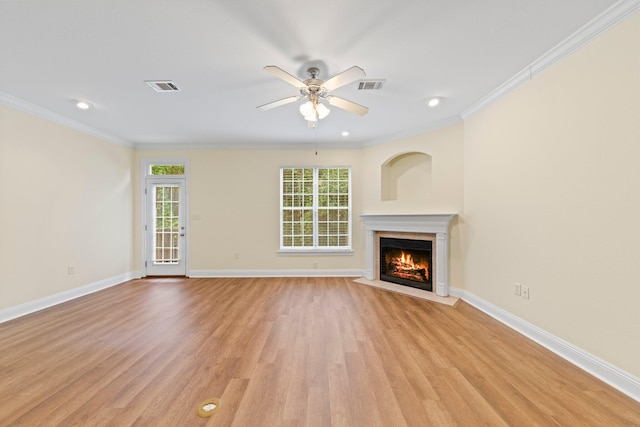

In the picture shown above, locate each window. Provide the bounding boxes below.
[150,164,185,175]
[280,167,351,251]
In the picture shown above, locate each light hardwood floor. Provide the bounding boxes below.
[1,277,638,426]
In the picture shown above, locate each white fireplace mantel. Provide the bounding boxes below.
[360,214,456,297]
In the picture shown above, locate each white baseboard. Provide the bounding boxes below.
[0,271,141,324]
[449,287,640,403]
[189,269,365,278]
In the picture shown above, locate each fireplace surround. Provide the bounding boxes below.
[360,214,456,297]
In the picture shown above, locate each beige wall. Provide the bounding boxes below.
[135,148,367,273]
[463,14,640,376]
[0,105,135,310]
[134,128,465,277]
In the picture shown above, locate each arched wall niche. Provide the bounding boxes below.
[381,151,432,201]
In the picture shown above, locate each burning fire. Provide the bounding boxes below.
[388,250,429,282]
[400,251,417,267]
[398,251,425,270]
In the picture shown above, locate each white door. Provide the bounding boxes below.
[145,178,186,275]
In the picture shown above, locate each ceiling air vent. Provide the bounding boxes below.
[357,79,386,90]
[145,80,180,92]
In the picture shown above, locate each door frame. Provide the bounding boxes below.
[140,158,190,277]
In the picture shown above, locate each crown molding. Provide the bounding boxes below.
[131,140,364,151]
[0,90,131,147]
[462,0,640,121]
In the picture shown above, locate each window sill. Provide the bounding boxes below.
[278,249,354,256]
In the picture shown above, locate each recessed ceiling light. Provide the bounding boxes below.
[341,131,350,137]
[75,100,92,110]
[427,97,442,107]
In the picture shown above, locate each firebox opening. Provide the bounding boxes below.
[380,237,432,292]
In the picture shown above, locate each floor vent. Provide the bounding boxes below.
[145,80,180,92]
[357,79,386,90]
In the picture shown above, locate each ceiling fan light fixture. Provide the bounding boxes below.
[316,102,330,119]
[299,101,316,121]
[299,100,330,122]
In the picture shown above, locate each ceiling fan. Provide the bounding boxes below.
[257,65,369,124]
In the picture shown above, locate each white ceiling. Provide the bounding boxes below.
[0,0,630,148]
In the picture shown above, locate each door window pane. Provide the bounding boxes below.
[153,185,180,263]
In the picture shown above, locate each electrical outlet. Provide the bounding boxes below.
[514,282,521,296]
[313,261,318,269]
[68,266,75,275]
[234,253,239,260]
[522,285,529,299]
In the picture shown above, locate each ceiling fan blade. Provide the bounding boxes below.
[327,96,369,116]
[322,66,366,92]
[257,95,301,111]
[263,65,307,89]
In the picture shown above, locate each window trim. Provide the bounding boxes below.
[279,166,353,254]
